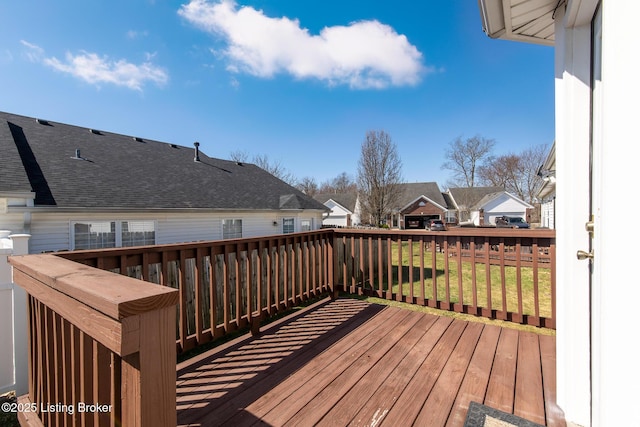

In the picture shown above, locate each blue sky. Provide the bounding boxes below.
[0,1,554,188]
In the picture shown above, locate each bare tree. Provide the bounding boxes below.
[479,144,547,203]
[442,135,495,187]
[229,151,296,185]
[229,149,249,162]
[319,172,357,194]
[357,130,403,226]
[296,176,319,196]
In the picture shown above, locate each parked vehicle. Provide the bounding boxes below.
[426,219,446,231]
[495,216,530,229]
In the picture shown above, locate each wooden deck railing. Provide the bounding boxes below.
[8,254,178,427]
[332,228,556,328]
[58,230,336,354]
[9,227,554,426]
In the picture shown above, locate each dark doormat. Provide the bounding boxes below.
[464,401,545,427]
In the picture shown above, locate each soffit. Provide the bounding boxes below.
[479,0,559,46]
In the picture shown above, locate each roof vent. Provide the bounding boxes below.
[35,118,50,125]
[193,141,201,162]
[133,137,144,142]
[89,129,102,135]
[71,149,84,160]
[170,144,178,149]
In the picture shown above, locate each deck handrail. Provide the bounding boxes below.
[9,254,178,427]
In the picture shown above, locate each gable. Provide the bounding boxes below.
[400,196,446,215]
[324,199,352,216]
[448,186,504,209]
[477,192,533,212]
[314,193,358,213]
[396,182,447,209]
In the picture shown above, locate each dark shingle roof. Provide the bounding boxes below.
[447,186,505,209]
[396,182,447,209]
[0,111,327,211]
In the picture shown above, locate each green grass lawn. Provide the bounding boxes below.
[357,241,553,319]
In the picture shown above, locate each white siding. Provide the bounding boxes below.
[322,200,351,227]
[540,198,555,229]
[11,209,323,253]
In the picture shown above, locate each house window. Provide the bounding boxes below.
[283,218,295,234]
[72,220,155,250]
[222,219,243,239]
[74,221,116,250]
[445,211,457,223]
[121,221,156,247]
[300,219,312,231]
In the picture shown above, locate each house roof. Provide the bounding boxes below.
[447,186,505,210]
[0,111,327,212]
[314,192,358,213]
[396,182,447,211]
[478,0,557,46]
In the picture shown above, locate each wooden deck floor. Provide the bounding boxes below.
[176,298,565,427]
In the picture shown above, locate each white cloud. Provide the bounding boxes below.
[43,52,168,91]
[20,40,45,62]
[127,30,149,40]
[19,41,169,91]
[178,0,427,89]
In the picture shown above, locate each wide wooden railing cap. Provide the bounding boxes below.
[9,253,179,320]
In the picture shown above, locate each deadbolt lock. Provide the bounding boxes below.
[585,216,594,238]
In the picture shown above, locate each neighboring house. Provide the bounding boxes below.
[387,182,450,229]
[479,2,639,426]
[537,142,556,229]
[314,192,360,227]
[0,111,327,254]
[446,186,532,226]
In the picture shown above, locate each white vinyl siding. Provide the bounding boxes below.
[12,210,323,253]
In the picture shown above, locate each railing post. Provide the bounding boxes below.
[328,232,338,300]
[10,234,30,397]
[0,232,30,396]
[121,306,177,427]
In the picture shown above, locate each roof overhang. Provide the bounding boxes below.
[478,0,558,46]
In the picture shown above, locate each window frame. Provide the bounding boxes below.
[282,217,295,234]
[300,218,313,232]
[71,220,156,250]
[222,218,243,239]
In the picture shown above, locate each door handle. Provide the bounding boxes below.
[576,250,594,260]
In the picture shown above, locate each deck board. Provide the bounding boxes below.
[515,331,545,424]
[176,297,565,427]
